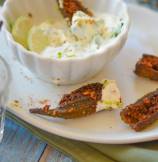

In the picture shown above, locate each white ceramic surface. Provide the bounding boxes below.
[1,0,129,85]
[0,4,158,144]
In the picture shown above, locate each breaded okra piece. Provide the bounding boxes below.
[30,80,122,119]
[57,0,93,20]
[135,54,158,81]
[120,89,158,131]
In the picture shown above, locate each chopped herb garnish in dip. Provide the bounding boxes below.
[57,52,63,59]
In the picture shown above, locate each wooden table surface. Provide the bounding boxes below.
[0,119,73,162]
[0,1,157,162]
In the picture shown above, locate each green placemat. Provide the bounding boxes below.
[6,111,158,162]
[0,0,4,6]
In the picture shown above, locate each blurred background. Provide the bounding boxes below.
[126,0,158,10]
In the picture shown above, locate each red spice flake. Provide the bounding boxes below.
[14,100,19,104]
[43,105,50,112]
[28,13,33,18]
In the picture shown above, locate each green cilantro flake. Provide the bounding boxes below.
[111,21,124,38]
[57,52,62,59]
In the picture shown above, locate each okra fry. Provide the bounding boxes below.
[120,89,158,131]
[30,95,97,119]
[57,0,93,20]
[59,83,103,106]
[135,54,158,81]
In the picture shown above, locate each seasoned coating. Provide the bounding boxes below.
[59,83,103,106]
[120,89,158,131]
[30,83,103,119]
[135,54,158,81]
[30,95,97,119]
[57,0,93,20]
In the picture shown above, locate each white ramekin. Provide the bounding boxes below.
[1,0,130,85]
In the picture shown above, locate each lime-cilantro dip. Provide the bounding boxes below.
[96,80,123,111]
[12,11,126,59]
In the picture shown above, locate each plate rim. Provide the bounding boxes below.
[7,107,158,144]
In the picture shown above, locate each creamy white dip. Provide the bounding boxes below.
[40,11,125,59]
[96,80,122,112]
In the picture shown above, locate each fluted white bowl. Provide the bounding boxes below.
[1,0,130,85]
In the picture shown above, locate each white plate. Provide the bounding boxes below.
[1,4,158,144]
